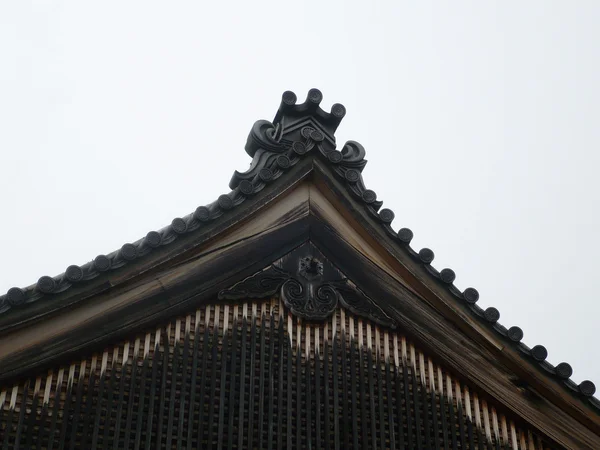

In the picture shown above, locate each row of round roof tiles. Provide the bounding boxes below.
[1,89,597,409]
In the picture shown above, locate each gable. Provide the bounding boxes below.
[1,296,556,449]
[0,89,598,448]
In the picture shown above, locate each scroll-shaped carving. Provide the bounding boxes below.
[219,242,396,327]
[215,265,290,300]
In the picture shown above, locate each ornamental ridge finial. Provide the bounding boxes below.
[273,88,346,138]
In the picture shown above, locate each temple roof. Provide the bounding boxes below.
[0,89,597,417]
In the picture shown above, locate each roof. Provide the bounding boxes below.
[0,89,598,416]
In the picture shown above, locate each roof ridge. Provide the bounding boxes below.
[1,89,597,412]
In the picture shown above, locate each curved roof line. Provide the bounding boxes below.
[1,89,597,412]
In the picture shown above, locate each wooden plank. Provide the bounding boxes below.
[311,162,600,443]
[323,329,331,450]
[307,213,600,448]
[113,344,130,449]
[144,330,161,450]
[237,313,248,450]
[266,310,275,450]
[186,313,202,450]
[0,217,310,384]
[227,308,239,450]
[25,378,41,449]
[276,315,285,450]
[133,343,150,450]
[340,320,350,449]
[14,380,29,449]
[69,361,86,449]
[0,159,314,336]
[349,334,359,450]
[177,320,192,449]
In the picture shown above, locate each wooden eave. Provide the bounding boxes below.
[1,89,599,447]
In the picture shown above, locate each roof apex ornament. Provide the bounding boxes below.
[274,88,346,138]
[1,89,598,413]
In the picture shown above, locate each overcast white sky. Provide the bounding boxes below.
[1,2,599,385]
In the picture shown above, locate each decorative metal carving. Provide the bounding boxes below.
[219,242,396,328]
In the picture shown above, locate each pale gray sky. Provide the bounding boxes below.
[1,2,599,384]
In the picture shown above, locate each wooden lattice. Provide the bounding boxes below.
[0,299,555,449]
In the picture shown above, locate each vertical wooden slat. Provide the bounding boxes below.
[340,311,350,449]
[1,385,18,450]
[314,325,323,449]
[102,348,120,448]
[400,338,414,449]
[482,399,493,447]
[510,421,518,450]
[464,386,475,449]
[69,360,87,450]
[359,321,369,450]
[47,369,64,450]
[91,354,107,450]
[528,430,536,450]
[228,306,240,450]
[286,313,293,450]
[144,329,161,450]
[332,317,341,450]
[501,415,509,450]
[187,311,203,450]
[296,328,303,450]
[177,316,192,449]
[384,333,396,450]
[207,306,220,449]
[237,306,248,450]
[217,306,229,450]
[247,305,258,448]
[156,328,170,449]
[349,320,359,450]
[306,324,314,449]
[81,357,98,449]
[0,389,7,450]
[418,352,432,450]
[323,323,331,450]
[520,430,527,450]
[436,366,449,450]
[25,377,42,450]
[257,304,267,449]
[276,307,285,450]
[454,380,467,450]
[393,336,406,450]
[473,392,485,450]
[445,374,458,450]
[14,380,29,450]
[37,371,54,450]
[133,337,150,450]
[267,306,276,450]
[113,343,130,449]
[58,364,76,450]
[427,358,441,450]
[376,329,386,450]
[123,340,140,449]
[166,322,182,449]
[492,408,502,450]
[367,325,377,449]
[409,345,423,450]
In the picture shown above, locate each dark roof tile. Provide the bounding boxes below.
[0,89,597,412]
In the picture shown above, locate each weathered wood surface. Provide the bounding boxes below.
[0,158,598,447]
[0,200,310,382]
[0,158,315,336]
[309,162,600,447]
[1,300,557,449]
